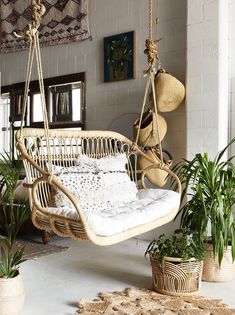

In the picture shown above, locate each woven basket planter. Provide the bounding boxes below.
[150,255,203,296]
[202,243,235,282]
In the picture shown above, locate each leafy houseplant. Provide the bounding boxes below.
[174,140,235,263]
[146,229,205,264]
[173,138,235,281]
[0,153,30,278]
[0,153,30,315]
[146,229,204,295]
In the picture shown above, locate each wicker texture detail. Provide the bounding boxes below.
[16,128,181,246]
[150,255,203,296]
[202,243,235,282]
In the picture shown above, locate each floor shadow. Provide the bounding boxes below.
[66,302,78,308]
[64,302,79,315]
[65,254,152,288]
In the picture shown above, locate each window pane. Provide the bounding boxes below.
[72,88,81,121]
[49,81,82,124]
[0,93,11,155]
[32,94,43,122]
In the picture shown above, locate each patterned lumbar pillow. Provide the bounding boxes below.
[75,154,128,173]
[53,154,137,213]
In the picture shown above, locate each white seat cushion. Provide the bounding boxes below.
[48,189,180,237]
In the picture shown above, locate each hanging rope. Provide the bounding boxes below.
[19,36,35,135]
[150,72,164,165]
[144,0,157,70]
[134,0,164,166]
[149,0,153,40]
[16,0,53,174]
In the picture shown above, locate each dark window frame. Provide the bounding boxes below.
[2,72,86,129]
[1,72,86,161]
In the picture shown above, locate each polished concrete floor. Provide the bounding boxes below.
[20,236,235,315]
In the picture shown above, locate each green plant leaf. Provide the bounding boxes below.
[0,151,30,278]
[146,229,205,265]
[173,138,235,266]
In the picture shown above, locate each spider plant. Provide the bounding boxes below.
[174,138,235,266]
[0,153,30,278]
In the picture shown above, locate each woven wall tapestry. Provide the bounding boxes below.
[0,0,90,53]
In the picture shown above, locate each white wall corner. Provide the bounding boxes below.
[218,0,230,152]
[228,0,235,156]
[186,0,230,158]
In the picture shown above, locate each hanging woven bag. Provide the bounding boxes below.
[133,109,167,147]
[138,147,172,187]
[154,69,185,112]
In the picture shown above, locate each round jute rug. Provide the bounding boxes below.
[78,287,235,315]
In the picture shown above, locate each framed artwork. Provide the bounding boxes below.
[104,31,136,82]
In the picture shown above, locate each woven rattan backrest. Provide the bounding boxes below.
[16,128,139,207]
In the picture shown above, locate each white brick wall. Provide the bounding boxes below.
[229,0,235,156]
[187,0,230,158]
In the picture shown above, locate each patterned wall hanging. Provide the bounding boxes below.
[0,0,90,53]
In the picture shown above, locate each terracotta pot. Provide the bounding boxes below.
[202,243,235,282]
[0,273,25,315]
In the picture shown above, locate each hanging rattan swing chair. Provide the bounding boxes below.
[16,0,181,246]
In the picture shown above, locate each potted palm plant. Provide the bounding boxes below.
[0,153,30,315]
[174,138,235,281]
[146,229,204,296]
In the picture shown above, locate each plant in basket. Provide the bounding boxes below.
[173,138,235,282]
[145,229,204,296]
[0,153,30,315]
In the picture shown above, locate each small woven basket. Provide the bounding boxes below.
[133,111,167,147]
[202,243,235,282]
[137,149,171,187]
[154,69,185,113]
[150,255,203,296]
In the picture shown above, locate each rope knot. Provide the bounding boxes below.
[13,0,45,39]
[32,0,46,30]
[143,65,156,77]
[144,39,158,66]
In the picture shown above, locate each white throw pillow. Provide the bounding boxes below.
[53,154,137,213]
[49,154,127,174]
[75,154,127,173]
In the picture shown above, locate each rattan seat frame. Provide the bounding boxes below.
[16,128,181,246]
